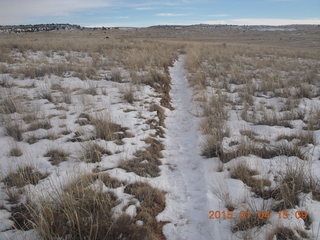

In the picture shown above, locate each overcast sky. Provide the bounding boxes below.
[0,0,319,26]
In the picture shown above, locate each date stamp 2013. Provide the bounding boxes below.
[208,210,308,220]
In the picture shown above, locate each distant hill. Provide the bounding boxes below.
[0,24,82,33]
[148,24,320,31]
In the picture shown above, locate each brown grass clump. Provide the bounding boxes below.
[230,162,271,194]
[146,104,166,138]
[119,137,163,177]
[143,70,173,110]
[38,90,53,102]
[125,182,165,217]
[10,203,34,230]
[124,181,167,239]
[240,129,270,144]
[272,164,320,210]
[276,131,315,146]
[5,188,21,204]
[266,226,303,240]
[50,83,63,91]
[26,174,154,240]
[23,113,38,124]
[25,135,40,144]
[0,97,21,114]
[62,90,72,104]
[44,149,69,165]
[122,87,135,104]
[81,142,112,163]
[14,64,68,79]
[75,112,92,126]
[82,85,97,95]
[306,108,320,130]
[35,189,118,239]
[201,93,229,158]
[120,157,161,178]
[201,135,224,158]
[91,113,124,141]
[65,173,122,191]
[232,210,268,232]
[110,69,122,82]
[149,104,166,127]
[27,120,52,131]
[98,173,124,188]
[5,122,23,141]
[208,140,307,163]
[10,147,23,157]
[3,166,48,188]
[254,114,293,129]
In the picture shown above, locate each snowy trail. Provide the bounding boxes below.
[157,55,221,240]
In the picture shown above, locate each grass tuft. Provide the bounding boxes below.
[3,166,48,188]
[44,149,69,165]
[81,142,112,163]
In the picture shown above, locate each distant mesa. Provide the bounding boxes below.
[0,24,82,33]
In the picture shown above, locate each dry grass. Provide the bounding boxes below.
[13,64,69,79]
[18,174,161,240]
[124,181,165,216]
[33,188,122,239]
[276,131,315,146]
[143,70,173,109]
[119,137,163,177]
[82,83,98,95]
[98,173,124,188]
[76,112,92,126]
[5,188,21,204]
[3,166,48,188]
[4,122,23,141]
[110,69,122,82]
[201,135,224,158]
[272,164,320,210]
[38,89,54,102]
[62,89,72,104]
[206,140,307,163]
[119,156,161,178]
[23,113,38,124]
[0,97,21,114]
[91,113,124,141]
[232,209,268,233]
[122,86,135,104]
[230,162,271,195]
[266,226,306,240]
[149,104,166,127]
[306,108,320,130]
[124,181,167,239]
[200,93,229,158]
[27,120,52,131]
[10,147,23,157]
[44,149,69,165]
[10,202,34,230]
[81,142,111,163]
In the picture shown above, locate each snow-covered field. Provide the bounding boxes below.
[0,29,320,240]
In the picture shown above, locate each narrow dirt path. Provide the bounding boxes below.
[157,55,220,240]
